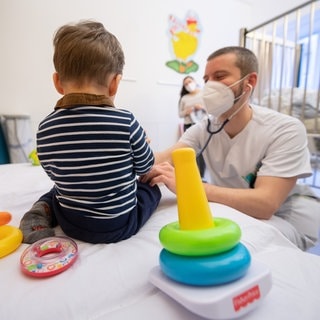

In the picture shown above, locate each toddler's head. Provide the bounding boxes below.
[53,20,125,87]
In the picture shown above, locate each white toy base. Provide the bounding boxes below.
[149,259,272,320]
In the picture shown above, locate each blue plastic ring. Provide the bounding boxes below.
[159,243,251,286]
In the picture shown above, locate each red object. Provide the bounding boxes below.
[20,236,78,278]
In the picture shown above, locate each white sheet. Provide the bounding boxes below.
[259,88,320,133]
[1,164,320,320]
[260,88,319,118]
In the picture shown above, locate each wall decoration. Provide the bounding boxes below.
[166,11,201,74]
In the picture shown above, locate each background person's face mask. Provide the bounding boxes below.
[185,81,197,93]
[202,76,248,118]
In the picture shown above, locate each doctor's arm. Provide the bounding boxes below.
[203,175,297,220]
[153,141,189,164]
[145,161,297,220]
[140,141,188,187]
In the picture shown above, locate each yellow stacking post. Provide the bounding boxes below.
[172,148,214,230]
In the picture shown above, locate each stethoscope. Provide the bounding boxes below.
[196,117,229,158]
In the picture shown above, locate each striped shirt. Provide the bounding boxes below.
[37,93,154,225]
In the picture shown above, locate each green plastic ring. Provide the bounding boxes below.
[159,217,241,256]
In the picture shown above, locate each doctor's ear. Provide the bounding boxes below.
[246,72,257,90]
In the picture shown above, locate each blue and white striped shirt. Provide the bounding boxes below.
[37,93,154,225]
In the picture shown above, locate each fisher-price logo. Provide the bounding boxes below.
[233,285,261,311]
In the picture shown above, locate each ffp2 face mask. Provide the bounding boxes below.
[202,81,235,118]
[202,76,249,118]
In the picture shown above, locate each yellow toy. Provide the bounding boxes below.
[149,148,272,319]
[158,148,247,285]
[29,150,40,166]
[28,149,40,166]
[0,211,23,258]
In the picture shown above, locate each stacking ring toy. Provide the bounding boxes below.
[156,148,252,287]
[159,217,241,256]
[20,236,78,277]
[0,211,23,258]
[159,243,251,286]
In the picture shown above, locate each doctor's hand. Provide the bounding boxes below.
[140,162,177,194]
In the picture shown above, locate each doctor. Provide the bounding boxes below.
[142,46,320,250]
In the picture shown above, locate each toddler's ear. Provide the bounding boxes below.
[52,72,64,95]
[109,74,122,97]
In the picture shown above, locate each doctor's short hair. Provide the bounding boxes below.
[53,20,125,86]
[207,46,258,77]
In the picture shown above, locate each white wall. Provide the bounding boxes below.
[0,0,306,152]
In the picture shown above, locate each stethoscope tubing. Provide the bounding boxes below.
[196,118,229,158]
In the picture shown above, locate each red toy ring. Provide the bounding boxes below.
[20,236,78,277]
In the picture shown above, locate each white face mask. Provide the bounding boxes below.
[185,81,197,93]
[202,76,248,118]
